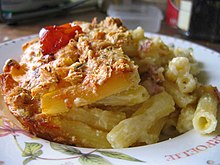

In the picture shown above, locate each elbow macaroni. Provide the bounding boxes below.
[165,57,190,82]
[176,73,197,94]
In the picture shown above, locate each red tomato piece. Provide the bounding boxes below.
[39,23,82,55]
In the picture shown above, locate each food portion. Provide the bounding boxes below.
[0,17,219,149]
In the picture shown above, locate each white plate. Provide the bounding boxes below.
[0,33,220,165]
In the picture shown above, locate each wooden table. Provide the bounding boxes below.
[0,9,219,52]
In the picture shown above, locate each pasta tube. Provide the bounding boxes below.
[95,85,149,106]
[138,117,168,144]
[107,91,175,148]
[161,110,180,139]
[176,73,197,94]
[55,119,111,148]
[61,107,126,131]
[163,80,197,108]
[193,86,218,134]
[165,57,190,82]
[177,105,195,133]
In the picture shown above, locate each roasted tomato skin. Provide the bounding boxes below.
[39,23,82,55]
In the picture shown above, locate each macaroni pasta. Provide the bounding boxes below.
[0,17,219,149]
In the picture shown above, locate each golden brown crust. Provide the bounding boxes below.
[0,17,139,148]
[11,17,137,98]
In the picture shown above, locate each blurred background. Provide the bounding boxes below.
[0,0,219,52]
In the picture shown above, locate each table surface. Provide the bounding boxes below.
[0,9,219,53]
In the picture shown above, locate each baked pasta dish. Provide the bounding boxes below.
[0,17,219,148]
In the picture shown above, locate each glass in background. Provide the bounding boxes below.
[177,0,220,42]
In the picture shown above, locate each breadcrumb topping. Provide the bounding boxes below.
[16,17,137,97]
